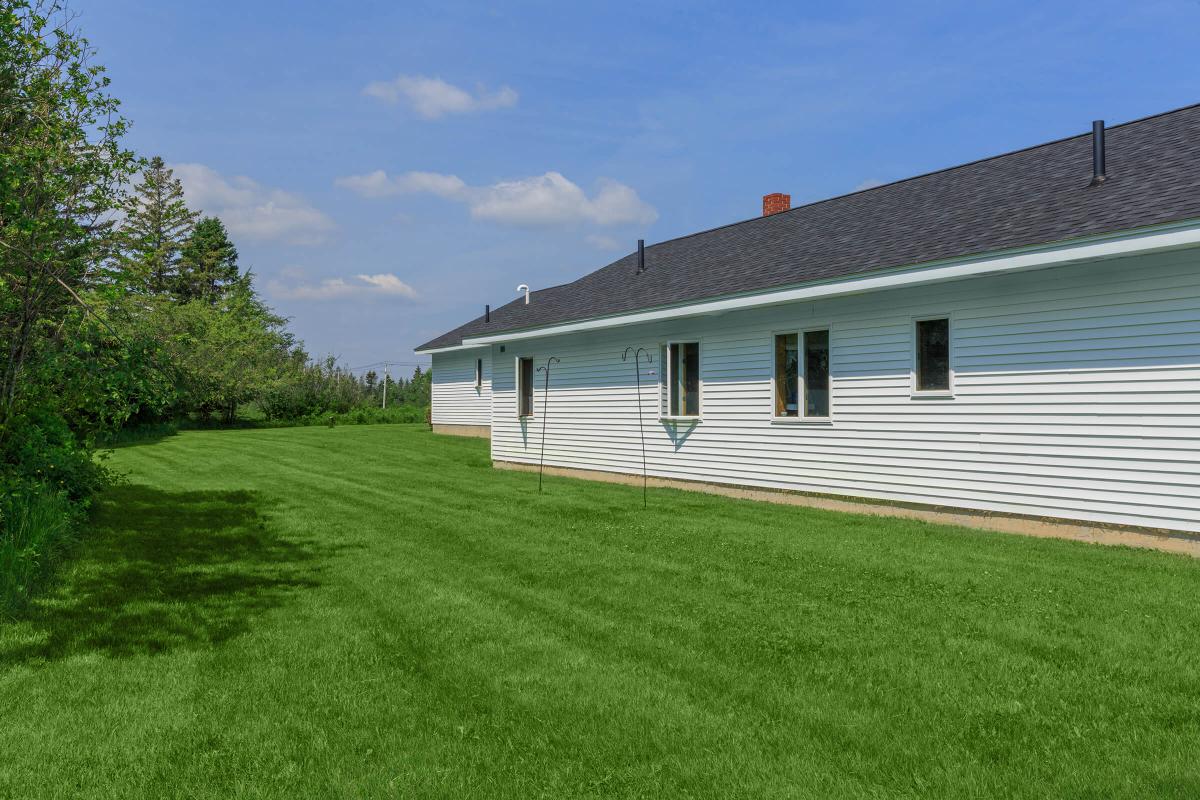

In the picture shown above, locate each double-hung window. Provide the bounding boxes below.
[913,317,952,395]
[662,342,700,418]
[774,329,830,420]
[517,357,534,417]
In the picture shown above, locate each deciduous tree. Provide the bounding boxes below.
[0,0,138,437]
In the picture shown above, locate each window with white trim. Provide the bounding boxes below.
[517,357,534,417]
[914,317,951,393]
[475,358,483,390]
[661,342,700,418]
[775,330,830,419]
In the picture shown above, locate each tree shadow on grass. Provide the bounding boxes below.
[0,486,328,666]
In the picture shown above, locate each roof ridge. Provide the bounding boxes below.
[639,100,1200,252]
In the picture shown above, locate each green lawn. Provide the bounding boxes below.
[3,425,1199,798]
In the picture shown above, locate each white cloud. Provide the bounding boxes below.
[335,169,657,227]
[363,75,518,119]
[271,277,357,300]
[333,170,468,199]
[332,170,396,198]
[395,171,469,197]
[584,233,623,251]
[277,264,308,280]
[267,272,419,302]
[172,163,335,246]
[356,273,419,298]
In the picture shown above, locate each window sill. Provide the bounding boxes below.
[660,416,701,424]
[770,417,833,425]
[910,391,954,399]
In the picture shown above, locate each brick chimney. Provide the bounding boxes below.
[762,192,791,216]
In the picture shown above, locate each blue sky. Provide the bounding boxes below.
[76,0,1200,368]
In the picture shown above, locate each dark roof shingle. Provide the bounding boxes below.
[418,104,1200,351]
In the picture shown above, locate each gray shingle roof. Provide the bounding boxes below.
[418,103,1200,352]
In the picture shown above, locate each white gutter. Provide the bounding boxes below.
[418,342,491,355]
[417,219,1200,354]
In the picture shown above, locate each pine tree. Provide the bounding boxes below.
[177,216,240,303]
[118,156,197,294]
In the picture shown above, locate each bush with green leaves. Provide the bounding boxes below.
[0,481,80,613]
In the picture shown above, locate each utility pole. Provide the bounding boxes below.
[382,361,389,409]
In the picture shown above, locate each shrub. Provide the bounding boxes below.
[0,483,81,614]
[98,420,180,448]
[302,405,428,427]
[0,410,105,614]
[2,408,109,502]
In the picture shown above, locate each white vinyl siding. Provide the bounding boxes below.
[488,248,1200,532]
[430,348,491,427]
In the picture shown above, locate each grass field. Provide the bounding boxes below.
[2,425,1199,798]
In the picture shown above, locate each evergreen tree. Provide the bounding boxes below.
[177,216,240,303]
[118,156,197,294]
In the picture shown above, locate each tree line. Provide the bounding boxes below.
[0,1,426,609]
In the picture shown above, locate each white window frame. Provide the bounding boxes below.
[660,339,702,421]
[911,313,955,398]
[770,326,833,423]
[515,355,535,418]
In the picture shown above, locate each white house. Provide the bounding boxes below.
[417,106,1200,533]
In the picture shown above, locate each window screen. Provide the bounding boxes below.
[915,318,950,392]
[666,342,700,417]
[774,333,798,417]
[803,329,830,417]
[518,357,534,416]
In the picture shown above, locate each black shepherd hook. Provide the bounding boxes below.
[622,346,653,507]
[536,357,561,494]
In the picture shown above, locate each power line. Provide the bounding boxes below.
[342,360,429,373]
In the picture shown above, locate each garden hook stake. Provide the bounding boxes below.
[621,347,653,508]
[536,357,561,494]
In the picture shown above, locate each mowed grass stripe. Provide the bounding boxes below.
[2,424,1199,798]
[117,429,1200,791]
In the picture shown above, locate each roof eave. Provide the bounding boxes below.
[418,217,1200,355]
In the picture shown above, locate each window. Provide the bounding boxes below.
[662,342,700,417]
[773,333,799,417]
[915,317,951,393]
[517,357,534,417]
[774,329,830,420]
[803,329,830,418]
[475,358,483,390]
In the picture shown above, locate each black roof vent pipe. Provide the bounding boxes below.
[1090,120,1106,186]
[636,239,645,274]
[485,304,490,323]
